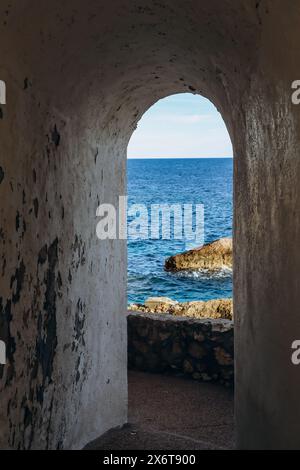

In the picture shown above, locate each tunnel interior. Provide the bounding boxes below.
[0,0,300,450]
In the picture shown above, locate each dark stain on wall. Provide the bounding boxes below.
[33,198,39,218]
[3,238,61,449]
[23,78,29,90]
[10,260,26,305]
[73,299,86,352]
[39,238,58,382]
[15,211,20,231]
[75,356,81,383]
[0,298,16,384]
[94,148,99,164]
[0,256,25,387]
[0,166,4,184]
[33,238,59,399]
[71,235,86,270]
[51,125,61,148]
[38,244,48,265]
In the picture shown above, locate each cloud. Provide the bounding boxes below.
[128,128,232,158]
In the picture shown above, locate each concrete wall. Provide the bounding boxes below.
[0,0,300,449]
[233,7,300,449]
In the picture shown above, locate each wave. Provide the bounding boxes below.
[170,266,232,280]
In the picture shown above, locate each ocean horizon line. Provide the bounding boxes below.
[127,156,233,160]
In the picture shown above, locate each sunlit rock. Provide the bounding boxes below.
[144,297,178,309]
[129,297,233,320]
[165,238,232,272]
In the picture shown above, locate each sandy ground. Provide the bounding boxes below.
[86,371,235,450]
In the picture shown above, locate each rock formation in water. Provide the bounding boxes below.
[164,238,232,272]
[129,297,233,320]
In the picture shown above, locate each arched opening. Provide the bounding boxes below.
[1,1,299,451]
[124,92,234,449]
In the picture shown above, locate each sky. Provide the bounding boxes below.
[127,93,233,159]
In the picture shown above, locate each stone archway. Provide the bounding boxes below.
[0,0,300,450]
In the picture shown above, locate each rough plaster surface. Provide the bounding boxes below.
[0,0,300,449]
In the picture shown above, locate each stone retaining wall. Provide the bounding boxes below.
[128,311,234,387]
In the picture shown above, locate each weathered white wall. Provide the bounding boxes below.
[0,0,300,449]
[233,5,300,448]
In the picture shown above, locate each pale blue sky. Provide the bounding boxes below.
[128,93,233,159]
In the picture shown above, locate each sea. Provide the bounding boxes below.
[127,158,233,304]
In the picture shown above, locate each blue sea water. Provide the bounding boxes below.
[127,158,233,304]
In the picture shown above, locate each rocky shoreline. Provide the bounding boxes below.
[129,296,233,320]
[129,238,233,321]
